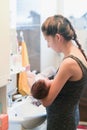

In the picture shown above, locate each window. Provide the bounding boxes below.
[64,0,87,30]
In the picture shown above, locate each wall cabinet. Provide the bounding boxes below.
[0,0,10,87]
[0,0,10,113]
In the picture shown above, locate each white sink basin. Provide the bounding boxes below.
[8,96,46,129]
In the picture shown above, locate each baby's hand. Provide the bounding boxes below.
[31,98,41,106]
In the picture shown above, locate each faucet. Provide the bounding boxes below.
[8,88,17,107]
[13,95,28,103]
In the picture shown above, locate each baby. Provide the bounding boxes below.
[31,78,50,99]
[25,65,56,100]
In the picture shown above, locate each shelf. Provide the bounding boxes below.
[10,67,25,75]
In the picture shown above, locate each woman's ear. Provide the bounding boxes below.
[55,34,61,41]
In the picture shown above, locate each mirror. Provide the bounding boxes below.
[10,0,41,72]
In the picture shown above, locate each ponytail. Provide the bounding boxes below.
[69,21,87,61]
[74,38,87,61]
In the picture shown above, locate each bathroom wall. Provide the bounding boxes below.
[0,0,10,114]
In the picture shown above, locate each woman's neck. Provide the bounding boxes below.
[62,41,75,57]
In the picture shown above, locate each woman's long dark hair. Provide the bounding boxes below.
[41,15,87,61]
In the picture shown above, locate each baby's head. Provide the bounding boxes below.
[31,79,50,99]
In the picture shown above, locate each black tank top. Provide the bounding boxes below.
[46,55,87,130]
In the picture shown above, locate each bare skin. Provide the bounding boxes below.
[40,34,87,106]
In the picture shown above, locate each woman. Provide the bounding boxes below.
[28,15,87,130]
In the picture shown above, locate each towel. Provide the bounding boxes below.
[18,41,30,95]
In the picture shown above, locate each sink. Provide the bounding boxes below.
[8,96,46,129]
